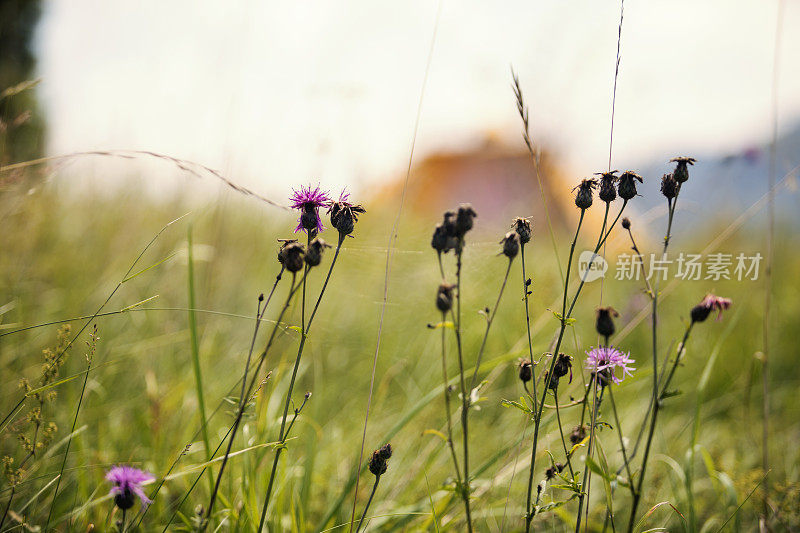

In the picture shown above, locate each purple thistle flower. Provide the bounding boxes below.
[106,465,154,510]
[585,346,635,385]
[290,184,331,234]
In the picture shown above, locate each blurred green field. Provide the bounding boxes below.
[1,178,799,532]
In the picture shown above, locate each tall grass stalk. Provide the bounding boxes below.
[187,226,213,494]
[439,311,463,488]
[259,235,345,531]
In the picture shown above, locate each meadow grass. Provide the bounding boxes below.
[1,182,799,531]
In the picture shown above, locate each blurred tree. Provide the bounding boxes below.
[0,0,43,166]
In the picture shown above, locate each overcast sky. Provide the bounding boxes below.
[35,0,800,196]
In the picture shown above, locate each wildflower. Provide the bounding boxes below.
[512,217,532,244]
[690,294,732,323]
[670,156,696,184]
[569,424,587,445]
[543,370,559,391]
[585,346,635,385]
[500,231,520,259]
[278,241,305,273]
[573,178,597,210]
[327,189,365,237]
[545,463,565,480]
[595,306,619,339]
[431,211,458,254]
[304,238,331,267]
[621,217,631,230]
[368,443,393,476]
[617,171,643,200]
[518,359,532,383]
[660,173,679,199]
[455,204,477,237]
[290,184,331,234]
[596,171,618,203]
[106,465,154,510]
[436,283,455,313]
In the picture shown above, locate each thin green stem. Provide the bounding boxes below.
[553,389,575,478]
[354,476,381,533]
[453,244,474,532]
[470,258,513,389]
[440,312,463,484]
[521,244,538,407]
[607,385,634,494]
[258,236,344,532]
[575,375,601,532]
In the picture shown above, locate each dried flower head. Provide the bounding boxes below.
[690,294,732,323]
[553,353,573,382]
[621,217,631,230]
[518,359,532,383]
[512,217,532,244]
[573,178,597,210]
[617,171,643,201]
[304,238,331,267]
[327,189,365,237]
[368,443,393,476]
[545,463,565,480]
[106,465,154,510]
[278,241,305,273]
[431,211,458,254]
[500,231,520,259]
[569,424,588,445]
[290,185,331,234]
[585,346,635,385]
[436,283,455,313]
[455,204,477,237]
[596,171,619,203]
[660,173,679,199]
[670,156,696,184]
[595,306,619,339]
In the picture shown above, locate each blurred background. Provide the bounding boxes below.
[2,1,800,531]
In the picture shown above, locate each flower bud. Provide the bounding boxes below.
[660,173,679,199]
[597,171,618,203]
[436,283,455,313]
[670,156,696,184]
[544,369,559,391]
[500,231,520,259]
[327,192,366,237]
[569,424,587,445]
[455,204,477,237]
[512,217,532,244]
[304,238,330,267]
[621,217,631,230]
[368,443,393,476]
[518,359,532,383]
[617,171,643,200]
[690,294,732,323]
[595,306,619,339]
[553,353,572,381]
[545,463,565,480]
[573,179,597,210]
[278,241,305,273]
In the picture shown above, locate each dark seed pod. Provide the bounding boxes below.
[114,487,135,511]
[512,217,532,244]
[304,238,330,267]
[368,443,393,476]
[436,283,455,313]
[660,173,679,199]
[595,306,619,339]
[569,424,587,445]
[299,205,320,234]
[278,241,305,273]
[621,217,631,230]
[328,197,365,237]
[597,171,618,203]
[455,204,477,237]
[573,179,597,210]
[670,156,696,184]
[545,463,565,480]
[690,304,711,323]
[617,171,643,200]
[553,353,572,382]
[518,359,532,383]
[500,231,520,259]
